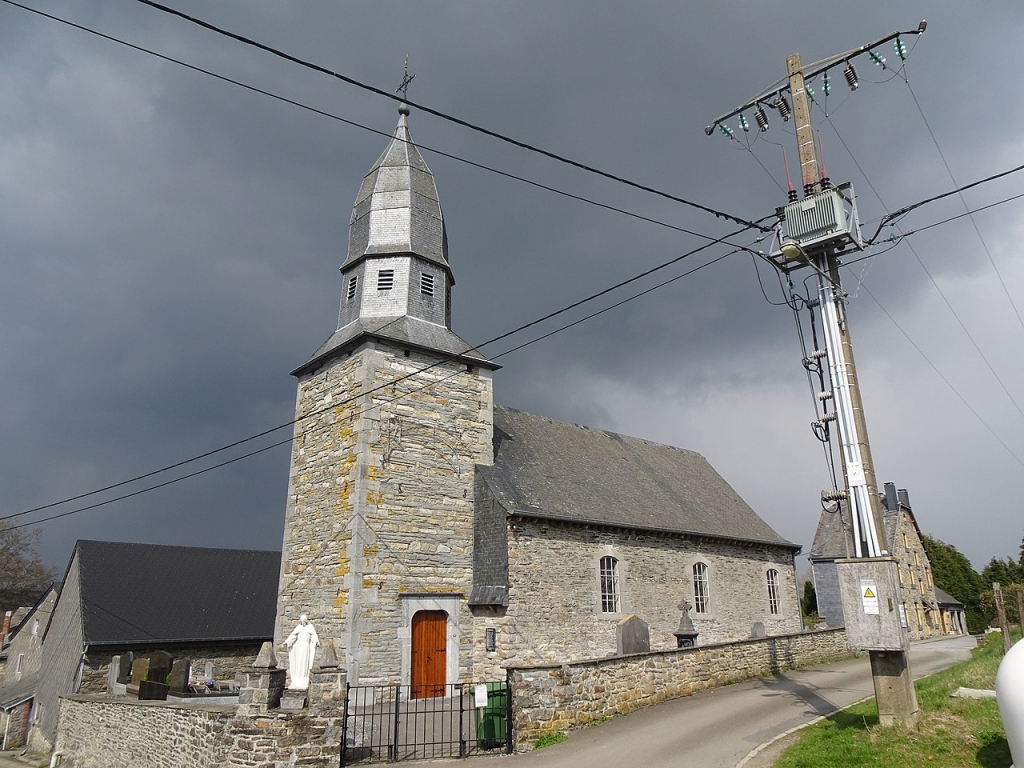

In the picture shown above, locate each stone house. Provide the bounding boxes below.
[809,482,940,640]
[275,103,804,692]
[29,540,280,751]
[0,586,57,748]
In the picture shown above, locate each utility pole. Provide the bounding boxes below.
[705,21,927,727]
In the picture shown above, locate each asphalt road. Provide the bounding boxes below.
[494,635,976,768]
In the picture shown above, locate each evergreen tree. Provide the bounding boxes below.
[801,580,818,616]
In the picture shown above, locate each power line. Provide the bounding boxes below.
[130,0,769,232]
[2,223,761,526]
[818,114,1024,424]
[0,0,741,247]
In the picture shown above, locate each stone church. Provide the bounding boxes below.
[274,104,802,692]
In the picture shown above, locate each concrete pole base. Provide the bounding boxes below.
[869,650,919,726]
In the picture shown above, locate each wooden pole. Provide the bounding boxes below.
[994,582,1012,653]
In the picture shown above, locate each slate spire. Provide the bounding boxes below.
[343,104,450,279]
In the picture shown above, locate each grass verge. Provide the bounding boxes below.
[775,634,1016,768]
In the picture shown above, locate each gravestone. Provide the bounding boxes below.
[169,658,191,693]
[147,651,173,685]
[129,658,151,688]
[106,655,121,693]
[616,614,651,655]
[750,622,767,639]
[674,600,699,648]
[317,639,339,669]
[116,652,133,684]
[204,661,214,680]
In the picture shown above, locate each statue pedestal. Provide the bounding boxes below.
[674,631,699,648]
[279,688,308,711]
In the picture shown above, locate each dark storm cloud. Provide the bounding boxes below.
[1,1,1022,573]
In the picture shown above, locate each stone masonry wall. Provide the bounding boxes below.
[54,697,235,768]
[54,696,345,768]
[277,341,493,686]
[509,627,849,749]
[472,518,802,674]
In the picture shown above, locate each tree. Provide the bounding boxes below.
[0,522,56,615]
[801,580,818,616]
[921,535,987,633]
[981,556,1017,589]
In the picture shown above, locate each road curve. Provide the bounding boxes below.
[497,635,975,768]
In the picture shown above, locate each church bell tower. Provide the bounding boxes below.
[275,104,497,688]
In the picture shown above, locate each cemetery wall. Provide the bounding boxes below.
[508,627,849,749]
[472,517,802,672]
[54,696,235,768]
[79,644,265,694]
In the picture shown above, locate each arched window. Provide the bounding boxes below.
[599,556,620,613]
[766,569,781,615]
[692,562,710,614]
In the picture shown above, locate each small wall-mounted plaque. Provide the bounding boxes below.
[485,627,496,652]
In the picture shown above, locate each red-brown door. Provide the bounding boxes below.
[411,610,447,699]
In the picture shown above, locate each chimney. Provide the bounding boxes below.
[897,488,911,509]
[884,483,898,513]
[1,611,11,649]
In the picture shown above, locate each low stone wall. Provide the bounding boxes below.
[54,697,235,768]
[508,628,849,748]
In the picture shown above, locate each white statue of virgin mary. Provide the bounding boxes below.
[283,614,320,690]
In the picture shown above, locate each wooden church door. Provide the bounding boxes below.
[411,610,447,699]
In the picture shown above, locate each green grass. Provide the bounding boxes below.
[533,731,567,749]
[775,634,1016,768]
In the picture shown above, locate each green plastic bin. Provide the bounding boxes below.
[474,682,508,750]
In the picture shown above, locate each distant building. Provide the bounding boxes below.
[28,541,279,751]
[809,483,945,640]
[0,586,57,749]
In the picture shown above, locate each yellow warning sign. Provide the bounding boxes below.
[861,581,879,615]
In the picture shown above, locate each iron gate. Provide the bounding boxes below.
[340,680,512,765]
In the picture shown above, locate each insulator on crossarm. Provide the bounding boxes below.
[844,61,859,90]
[869,50,887,70]
[822,412,838,423]
[822,72,831,96]
[895,36,908,60]
[817,391,834,402]
[810,349,828,359]
[822,489,848,502]
[718,124,734,139]
[754,104,769,132]
[774,93,791,121]
[739,114,750,132]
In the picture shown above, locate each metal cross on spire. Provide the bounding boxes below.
[396,55,415,101]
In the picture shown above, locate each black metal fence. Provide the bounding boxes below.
[340,681,512,765]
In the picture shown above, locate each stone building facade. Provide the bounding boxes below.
[275,103,804,690]
[810,482,941,641]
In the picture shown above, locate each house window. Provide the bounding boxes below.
[347,275,358,300]
[15,653,24,673]
[599,556,620,613]
[692,562,710,614]
[377,269,395,291]
[914,550,920,567]
[420,272,435,296]
[766,569,781,615]
[897,565,904,584]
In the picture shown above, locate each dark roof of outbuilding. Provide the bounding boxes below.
[934,587,965,609]
[0,670,40,710]
[477,406,797,549]
[74,541,280,647]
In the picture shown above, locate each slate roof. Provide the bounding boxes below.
[344,106,450,276]
[477,406,797,548]
[808,503,854,560]
[74,541,280,647]
[934,587,965,609]
[294,315,494,376]
[0,670,39,710]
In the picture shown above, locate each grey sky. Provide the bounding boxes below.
[1,1,1022,573]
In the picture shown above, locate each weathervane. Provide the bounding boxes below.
[396,55,415,101]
